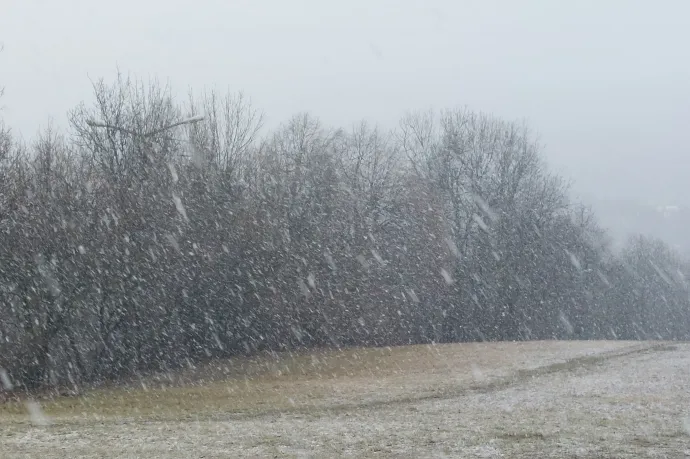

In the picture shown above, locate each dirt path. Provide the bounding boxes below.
[2,341,689,458]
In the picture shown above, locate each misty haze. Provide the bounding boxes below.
[1,1,690,457]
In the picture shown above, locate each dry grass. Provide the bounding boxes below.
[0,340,636,424]
[2,340,686,458]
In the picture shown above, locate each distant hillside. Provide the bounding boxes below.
[585,196,690,254]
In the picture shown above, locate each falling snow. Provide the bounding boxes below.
[0,75,687,458]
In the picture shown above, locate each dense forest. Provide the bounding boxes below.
[1,75,688,391]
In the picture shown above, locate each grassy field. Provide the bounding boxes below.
[1,340,688,458]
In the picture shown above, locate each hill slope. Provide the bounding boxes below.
[1,340,686,458]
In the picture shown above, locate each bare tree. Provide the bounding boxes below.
[4,71,690,391]
[398,109,439,179]
[185,89,263,174]
[338,121,402,241]
[69,72,183,181]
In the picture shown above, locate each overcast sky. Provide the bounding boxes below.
[2,0,689,209]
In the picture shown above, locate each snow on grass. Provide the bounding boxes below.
[0,340,629,421]
[2,340,685,458]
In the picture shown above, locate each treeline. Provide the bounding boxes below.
[1,75,688,391]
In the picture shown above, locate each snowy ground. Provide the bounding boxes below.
[2,340,689,458]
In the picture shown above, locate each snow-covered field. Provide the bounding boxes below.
[2,340,689,458]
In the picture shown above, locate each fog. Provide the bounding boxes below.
[4,5,690,456]
[2,0,689,242]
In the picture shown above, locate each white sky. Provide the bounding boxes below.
[2,0,689,207]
